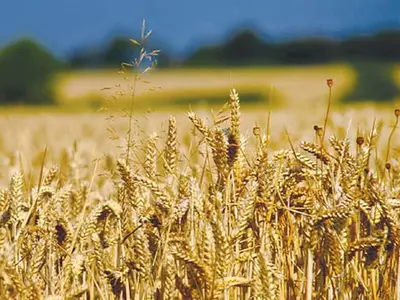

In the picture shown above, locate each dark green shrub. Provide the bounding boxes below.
[342,61,399,103]
[68,36,172,69]
[0,38,61,105]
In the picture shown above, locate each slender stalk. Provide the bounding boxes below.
[397,255,400,300]
[266,85,273,145]
[306,249,313,300]
[385,110,399,164]
[322,79,333,145]
[125,67,139,164]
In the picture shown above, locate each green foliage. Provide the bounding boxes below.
[69,36,172,69]
[184,28,400,67]
[102,37,135,67]
[218,29,275,66]
[342,30,400,62]
[68,46,103,69]
[185,29,275,67]
[275,38,340,64]
[0,38,61,105]
[342,61,400,103]
[184,46,225,67]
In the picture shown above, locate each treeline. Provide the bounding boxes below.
[185,28,400,66]
[68,28,400,68]
[68,36,173,69]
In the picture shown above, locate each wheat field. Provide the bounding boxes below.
[54,65,355,109]
[0,84,400,299]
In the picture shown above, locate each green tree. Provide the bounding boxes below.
[276,38,340,64]
[0,38,61,104]
[68,35,172,69]
[342,61,399,103]
[103,36,172,68]
[219,29,274,65]
[102,37,136,67]
[184,29,274,67]
[184,46,224,67]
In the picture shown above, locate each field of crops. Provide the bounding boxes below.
[1,76,400,299]
[54,64,356,110]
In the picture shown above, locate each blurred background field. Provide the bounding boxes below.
[54,64,355,110]
[1,1,400,114]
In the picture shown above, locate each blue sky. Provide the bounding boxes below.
[2,0,399,57]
